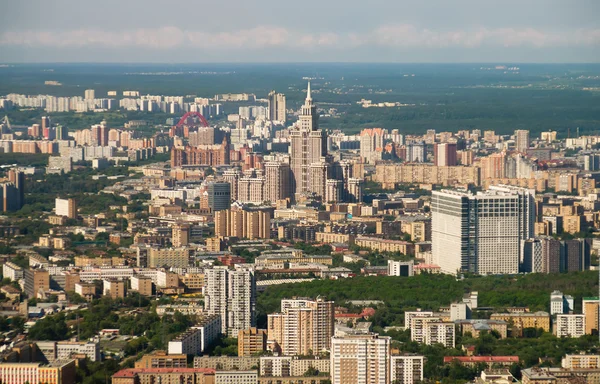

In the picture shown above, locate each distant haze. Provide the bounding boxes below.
[1,0,599,63]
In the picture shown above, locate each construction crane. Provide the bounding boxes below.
[1,115,11,131]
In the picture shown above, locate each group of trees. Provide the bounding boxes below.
[257,271,600,381]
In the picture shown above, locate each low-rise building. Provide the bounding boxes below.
[562,354,600,369]
[134,350,187,369]
[490,311,551,335]
[111,367,215,384]
[443,356,520,368]
[456,320,508,339]
[193,356,260,371]
[0,360,76,384]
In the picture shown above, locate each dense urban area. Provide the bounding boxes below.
[1,63,600,384]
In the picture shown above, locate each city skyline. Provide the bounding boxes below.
[1,0,599,63]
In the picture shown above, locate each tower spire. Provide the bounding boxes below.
[306,82,312,101]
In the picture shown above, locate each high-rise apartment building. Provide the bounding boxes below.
[55,198,77,219]
[223,169,240,201]
[405,142,426,163]
[289,83,328,199]
[515,129,530,153]
[268,90,286,123]
[90,122,109,147]
[360,128,386,164]
[265,162,290,203]
[432,185,535,275]
[434,143,457,166]
[214,208,271,239]
[347,178,364,203]
[84,89,95,100]
[204,267,256,336]
[267,297,334,356]
[2,169,25,212]
[330,333,390,384]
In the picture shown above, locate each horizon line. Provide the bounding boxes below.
[2,61,600,65]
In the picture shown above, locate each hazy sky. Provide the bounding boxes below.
[1,0,599,63]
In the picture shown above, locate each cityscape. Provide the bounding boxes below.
[1,1,600,384]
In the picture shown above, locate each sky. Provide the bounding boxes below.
[1,0,599,63]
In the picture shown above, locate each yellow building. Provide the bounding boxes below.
[181,273,205,293]
[315,232,355,245]
[134,350,187,369]
[583,298,599,335]
[0,360,76,384]
[490,312,551,334]
[355,236,415,255]
[375,163,480,189]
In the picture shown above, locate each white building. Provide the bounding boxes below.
[390,355,425,384]
[55,198,76,218]
[204,267,256,336]
[3,261,24,281]
[56,341,100,362]
[330,333,390,384]
[450,303,468,321]
[167,315,222,355]
[551,290,565,315]
[556,314,585,338]
[387,260,414,277]
[432,185,535,275]
[34,340,100,362]
[404,311,434,330]
[424,322,455,348]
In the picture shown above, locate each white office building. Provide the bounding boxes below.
[432,185,535,275]
[387,260,414,277]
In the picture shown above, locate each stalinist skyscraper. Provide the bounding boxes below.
[289,82,328,199]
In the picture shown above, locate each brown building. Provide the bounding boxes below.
[171,136,230,167]
[75,282,97,301]
[103,279,126,299]
[374,163,480,189]
[24,268,50,298]
[112,367,215,384]
[134,351,187,369]
[131,276,153,296]
[214,208,271,239]
[238,328,267,357]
